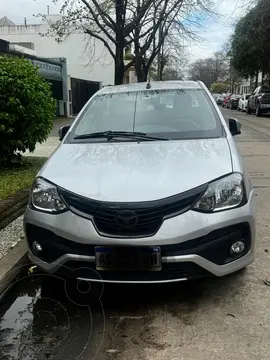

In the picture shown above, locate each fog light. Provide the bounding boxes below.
[32,241,43,252]
[230,241,245,255]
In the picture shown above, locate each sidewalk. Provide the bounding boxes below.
[24,136,60,157]
[23,116,75,157]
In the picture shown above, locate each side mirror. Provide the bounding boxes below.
[229,118,241,136]
[58,125,70,141]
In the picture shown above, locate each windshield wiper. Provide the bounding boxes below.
[74,130,168,141]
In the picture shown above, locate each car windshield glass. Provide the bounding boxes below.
[70,88,223,141]
[261,87,270,93]
[246,94,251,99]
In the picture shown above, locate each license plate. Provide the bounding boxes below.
[95,246,162,271]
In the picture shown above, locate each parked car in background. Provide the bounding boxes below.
[246,86,270,117]
[24,80,255,284]
[226,94,241,109]
[215,95,225,105]
[238,94,251,112]
[222,94,232,107]
[211,93,219,100]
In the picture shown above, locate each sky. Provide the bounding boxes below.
[0,0,252,62]
[185,0,252,61]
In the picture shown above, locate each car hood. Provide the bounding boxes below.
[40,139,233,202]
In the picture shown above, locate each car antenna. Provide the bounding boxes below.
[146,78,151,89]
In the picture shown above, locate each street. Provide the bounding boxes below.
[1,107,270,360]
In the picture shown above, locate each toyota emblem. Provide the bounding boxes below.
[115,210,139,229]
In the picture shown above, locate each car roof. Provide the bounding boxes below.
[98,81,203,95]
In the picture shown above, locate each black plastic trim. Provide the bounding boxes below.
[57,184,207,237]
[25,222,251,266]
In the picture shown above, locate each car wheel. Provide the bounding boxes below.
[246,105,252,114]
[256,104,261,117]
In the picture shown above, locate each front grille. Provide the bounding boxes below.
[58,185,207,237]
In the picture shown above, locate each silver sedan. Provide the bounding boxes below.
[24,81,256,284]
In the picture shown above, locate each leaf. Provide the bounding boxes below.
[0,55,56,165]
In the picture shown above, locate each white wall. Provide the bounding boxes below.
[0,22,114,85]
[9,43,36,55]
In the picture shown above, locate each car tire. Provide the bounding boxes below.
[256,104,261,117]
[246,105,252,114]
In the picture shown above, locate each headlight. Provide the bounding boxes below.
[193,173,245,212]
[30,178,67,213]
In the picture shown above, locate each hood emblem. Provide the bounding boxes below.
[115,210,139,229]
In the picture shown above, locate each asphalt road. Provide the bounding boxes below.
[1,108,270,360]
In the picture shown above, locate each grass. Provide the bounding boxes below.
[0,157,47,200]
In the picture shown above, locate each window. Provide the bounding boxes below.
[261,86,270,93]
[70,88,224,141]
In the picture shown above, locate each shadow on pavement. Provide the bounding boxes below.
[0,268,248,360]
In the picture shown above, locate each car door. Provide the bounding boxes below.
[243,95,247,108]
[250,87,259,109]
[255,86,261,107]
[239,96,244,108]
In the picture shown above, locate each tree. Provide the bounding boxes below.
[0,56,56,165]
[230,0,270,83]
[188,50,230,88]
[129,0,216,82]
[150,34,187,81]
[210,82,228,93]
[41,0,216,84]
[42,0,158,85]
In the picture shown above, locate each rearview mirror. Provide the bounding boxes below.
[58,125,70,141]
[228,118,241,136]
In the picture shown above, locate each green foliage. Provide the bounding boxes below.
[0,56,56,164]
[230,0,270,78]
[210,82,228,93]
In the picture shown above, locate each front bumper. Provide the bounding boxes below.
[24,191,256,283]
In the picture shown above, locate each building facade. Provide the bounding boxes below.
[0,15,114,86]
[238,72,265,94]
[0,38,70,116]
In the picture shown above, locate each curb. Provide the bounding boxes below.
[0,238,29,300]
[0,189,29,230]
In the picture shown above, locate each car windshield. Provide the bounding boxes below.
[69,88,224,141]
[261,87,270,93]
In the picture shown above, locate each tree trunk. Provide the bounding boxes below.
[135,61,145,82]
[114,0,125,85]
[114,48,125,85]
